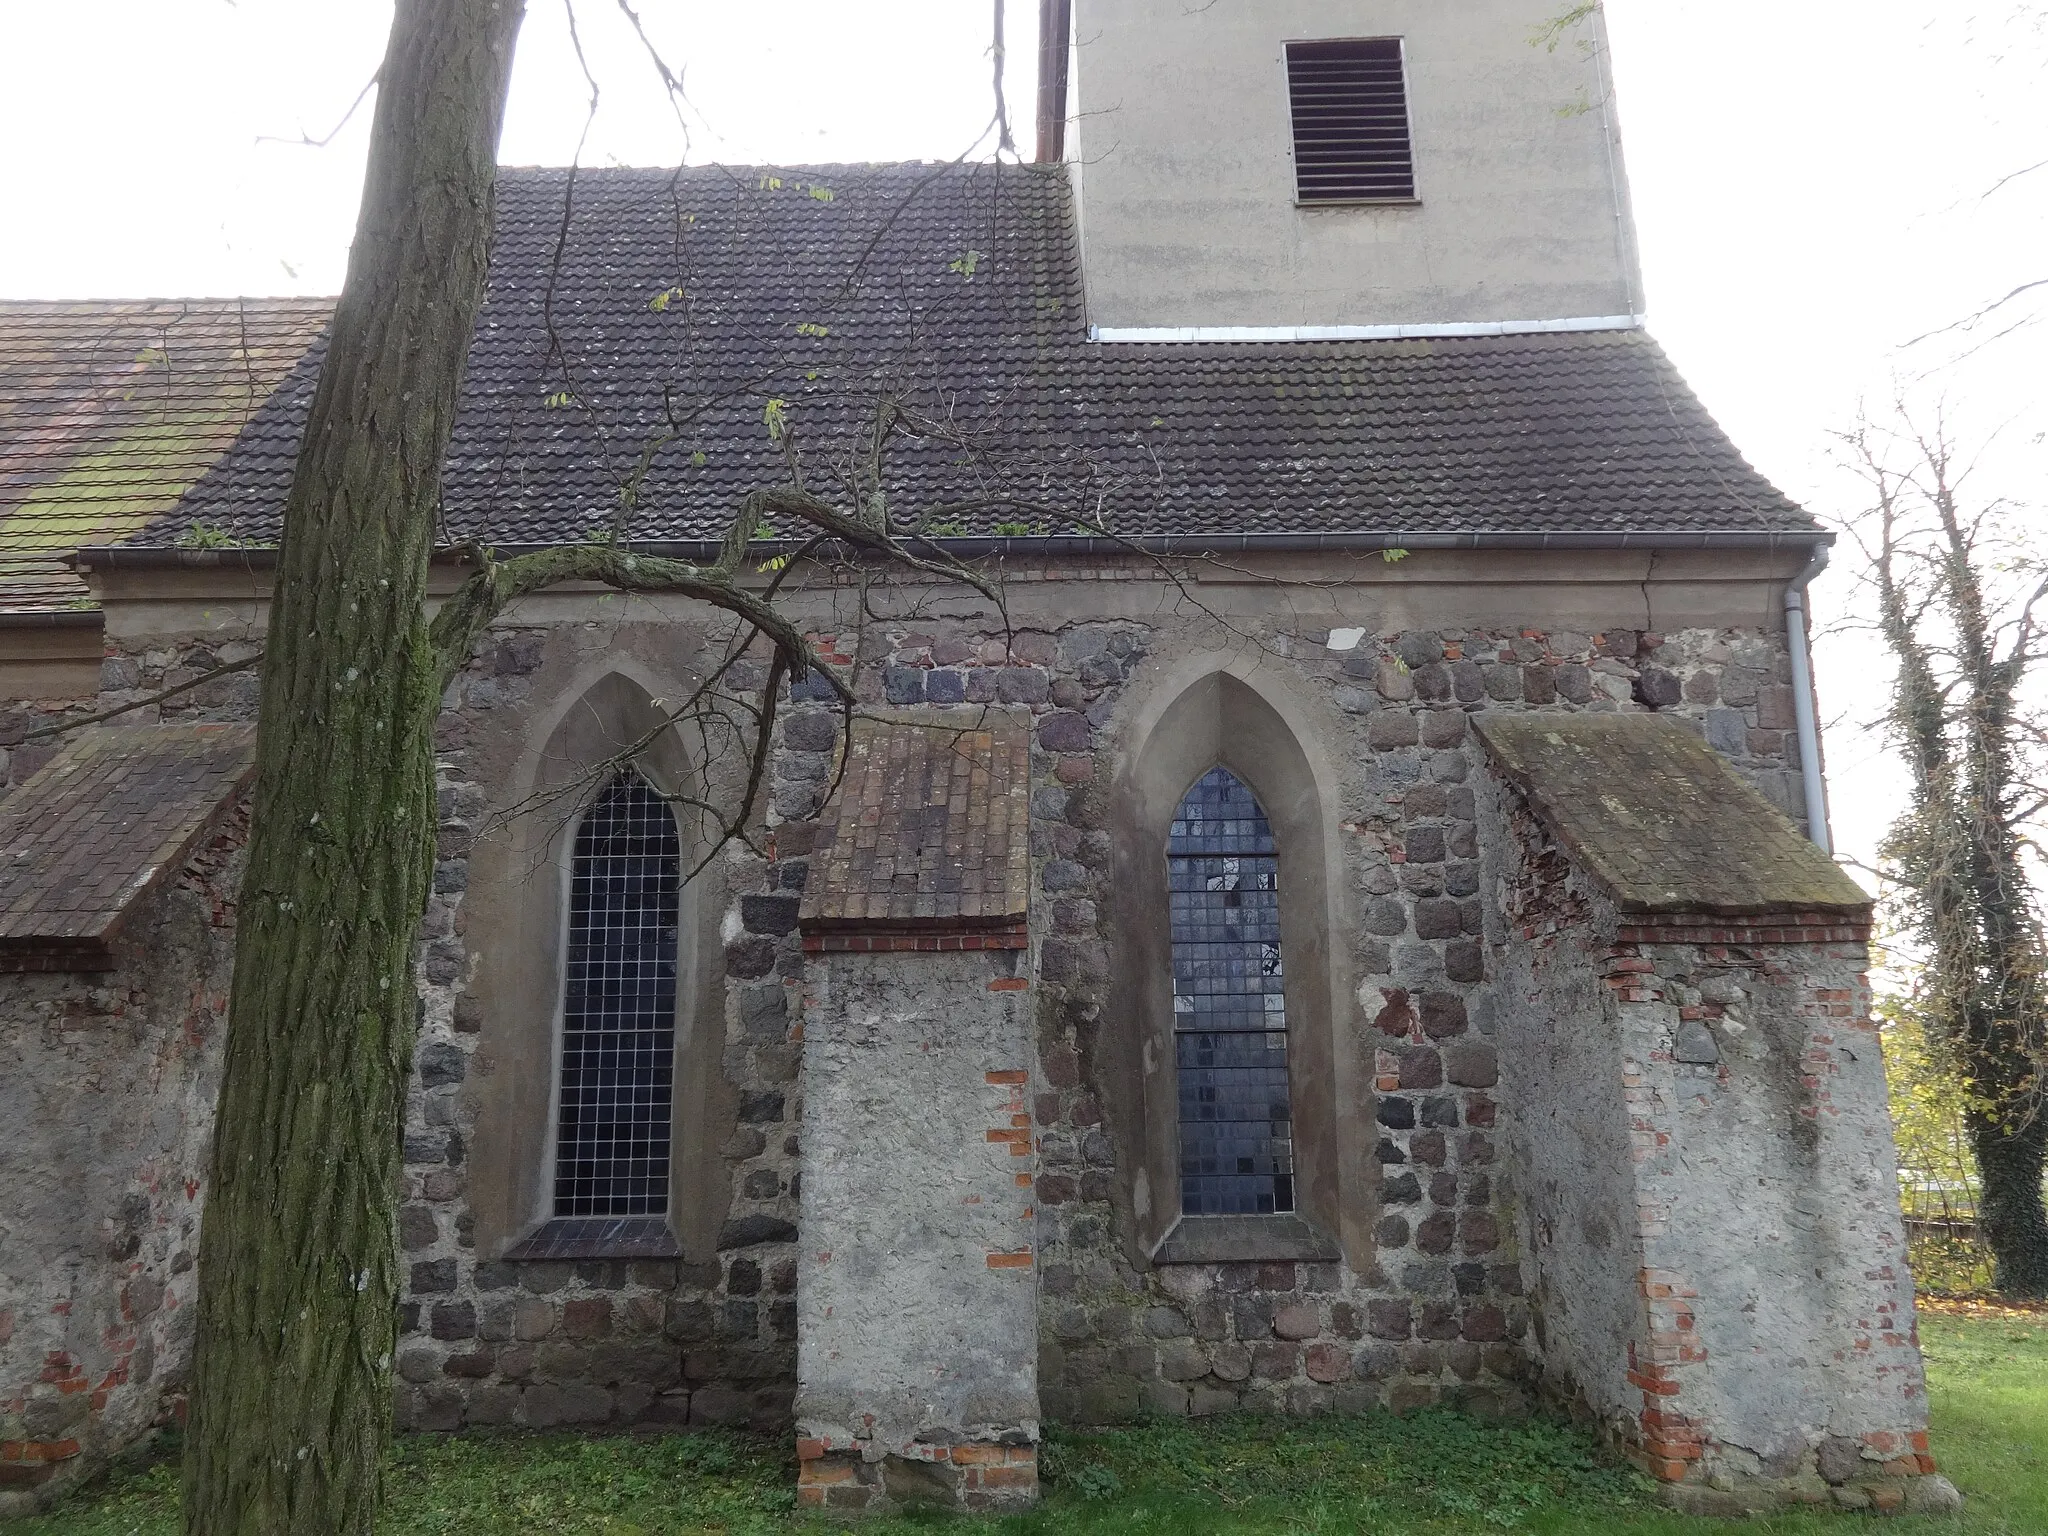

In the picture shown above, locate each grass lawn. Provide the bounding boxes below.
[18,1303,2043,1534]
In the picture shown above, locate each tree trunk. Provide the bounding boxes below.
[1970,1112,2048,1297]
[182,2,525,1530]
[1867,430,2048,1304]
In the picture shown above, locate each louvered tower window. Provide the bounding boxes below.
[1285,37,1417,204]
[554,772,681,1217]
[1169,768,1295,1216]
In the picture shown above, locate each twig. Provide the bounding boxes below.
[4,653,263,744]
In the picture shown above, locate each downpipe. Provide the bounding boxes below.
[1784,547,1833,854]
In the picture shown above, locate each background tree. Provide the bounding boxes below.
[1848,411,2048,1298]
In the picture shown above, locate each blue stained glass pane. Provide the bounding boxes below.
[1167,767,1294,1215]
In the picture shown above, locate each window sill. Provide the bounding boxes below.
[502,1215,681,1262]
[1150,1213,1340,1265]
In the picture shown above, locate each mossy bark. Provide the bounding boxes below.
[181,1,525,1530]
[1973,1116,2048,1295]
[1872,444,2048,1301]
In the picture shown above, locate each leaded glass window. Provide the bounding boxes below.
[1169,767,1295,1215]
[555,772,680,1217]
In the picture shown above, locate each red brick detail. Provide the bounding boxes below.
[986,1250,1034,1269]
[987,976,1030,991]
[985,1069,1029,1084]
[0,1439,81,1465]
[1614,912,1871,947]
[803,924,1029,953]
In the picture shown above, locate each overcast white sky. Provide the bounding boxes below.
[2,1,2043,879]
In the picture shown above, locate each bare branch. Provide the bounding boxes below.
[3,653,263,745]
[256,70,381,148]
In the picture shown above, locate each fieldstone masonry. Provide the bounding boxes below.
[0,584,1945,1515]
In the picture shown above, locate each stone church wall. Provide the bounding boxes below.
[1007,615,1805,1426]
[2,579,1813,1450]
[0,817,244,1513]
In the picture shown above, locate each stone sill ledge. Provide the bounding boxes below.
[1151,1213,1340,1265]
[502,1215,681,1262]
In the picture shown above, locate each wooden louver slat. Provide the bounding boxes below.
[1285,37,1416,203]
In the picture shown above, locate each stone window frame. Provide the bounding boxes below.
[1100,664,1374,1267]
[465,667,738,1263]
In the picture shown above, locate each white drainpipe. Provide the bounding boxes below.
[1784,547,1833,854]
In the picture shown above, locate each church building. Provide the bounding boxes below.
[0,0,1946,1518]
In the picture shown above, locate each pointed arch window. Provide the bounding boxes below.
[1169,767,1295,1216]
[554,771,681,1217]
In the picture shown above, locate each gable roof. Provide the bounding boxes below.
[0,299,331,612]
[109,163,1813,561]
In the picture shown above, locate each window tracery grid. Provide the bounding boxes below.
[1168,766,1295,1215]
[555,771,680,1217]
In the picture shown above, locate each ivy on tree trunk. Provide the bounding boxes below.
[182,1,527,1529]
[1860,418,2048,1301]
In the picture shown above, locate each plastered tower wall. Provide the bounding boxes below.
[1068,0,1643,329]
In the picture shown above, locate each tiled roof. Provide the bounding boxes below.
[0,723,257,969]
[140,163,1812,554]
[1476,714,1869,917]
[0,300,330,611]
[801,713,1032,935]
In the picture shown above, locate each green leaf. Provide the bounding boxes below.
[948,249,985,281]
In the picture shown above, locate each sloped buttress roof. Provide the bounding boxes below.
[115,162,1813,558]
[0,299,332,611]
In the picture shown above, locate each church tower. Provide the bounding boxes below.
[1059,0,1645,337]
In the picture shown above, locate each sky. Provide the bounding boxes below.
[3,0,2043,882]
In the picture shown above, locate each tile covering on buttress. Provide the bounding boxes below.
[0,723,255,965]
[800,713,1031,930]
[1474,713,1868,916]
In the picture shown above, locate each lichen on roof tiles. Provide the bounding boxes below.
[0,299,329,611]
[1475,713,1870,917]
